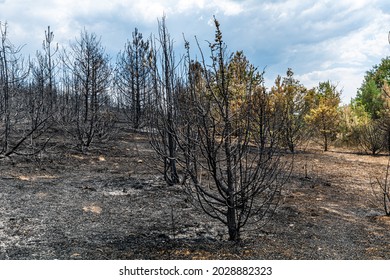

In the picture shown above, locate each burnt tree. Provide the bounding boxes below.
[178,18,291,241]
[116,28,150,129]
[62,30,113,151]
[148,17,180,185]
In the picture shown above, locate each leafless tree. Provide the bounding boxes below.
[0,21,12,155]
[61,30,113,151]
[28,26,58,124]
[148,16,180,185]
[371,158,390,216]
[358,120,384,155]
[177,18,291,241]
[116,28,150,129]
[0,22,53,158]
[34,26,59,114]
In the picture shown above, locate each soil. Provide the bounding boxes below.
[1,127,390,260]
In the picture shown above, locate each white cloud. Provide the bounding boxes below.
[1,0,390,104]
[211,0,244,16]
[118,0,244,23]
[298,67,364,103]
[178,0,206,12]
[119,1,171,23]
[290,4,390,102]
[243,0,390,103]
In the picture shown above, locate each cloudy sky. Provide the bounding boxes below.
[1,0,390,102]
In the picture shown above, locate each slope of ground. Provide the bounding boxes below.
[0,129,389,259]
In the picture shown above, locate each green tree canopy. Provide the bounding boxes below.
[354,57,390,119]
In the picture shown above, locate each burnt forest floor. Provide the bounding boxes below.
[1,126,390,260]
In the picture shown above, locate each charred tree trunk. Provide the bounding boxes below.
[148,16,180,186]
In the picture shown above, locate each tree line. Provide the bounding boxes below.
[1,17,389,240]
[0,19,347,157]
